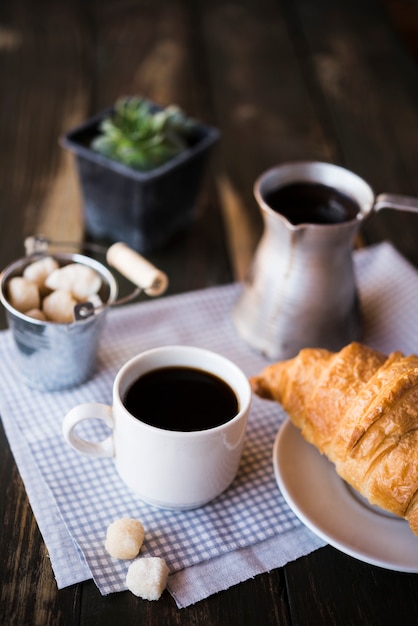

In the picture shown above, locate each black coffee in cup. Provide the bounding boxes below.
[123,366,239,432]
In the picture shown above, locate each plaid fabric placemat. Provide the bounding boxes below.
[0,242,417,607]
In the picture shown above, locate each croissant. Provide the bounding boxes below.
[250,342,418,536]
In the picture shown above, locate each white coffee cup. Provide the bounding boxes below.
[62,345,252,510]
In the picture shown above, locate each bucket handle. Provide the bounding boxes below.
[24,236,169,320]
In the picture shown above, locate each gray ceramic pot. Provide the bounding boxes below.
[60,105,220,254]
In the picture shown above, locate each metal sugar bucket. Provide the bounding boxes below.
[0,237,168,391]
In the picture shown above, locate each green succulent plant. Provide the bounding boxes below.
[91,97,198,171]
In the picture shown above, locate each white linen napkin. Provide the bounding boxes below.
[0,242,417,608]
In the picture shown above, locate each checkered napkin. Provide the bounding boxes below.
[0,242,417,608]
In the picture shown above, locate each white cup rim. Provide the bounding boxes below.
[113,345,252,437]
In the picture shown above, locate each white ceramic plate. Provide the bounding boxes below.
[273,420,418,572]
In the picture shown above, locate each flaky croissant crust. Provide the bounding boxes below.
[251,342,418,537]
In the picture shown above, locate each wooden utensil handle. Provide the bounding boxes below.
[106,242,168,297]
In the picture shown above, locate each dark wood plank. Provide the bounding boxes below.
[287,0,418,266]
[0,0,88,328]
[0,421,77,626]
[77,0,233,294]
[75,568,291,626]
[286,546,418,626]
[195,0,339,271]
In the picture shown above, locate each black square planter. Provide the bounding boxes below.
[60,107,220,254]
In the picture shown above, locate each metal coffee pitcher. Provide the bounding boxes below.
[233,161,418,360]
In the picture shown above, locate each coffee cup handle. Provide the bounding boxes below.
[62,403,114,458]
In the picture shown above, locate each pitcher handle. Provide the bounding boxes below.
[374,193,418,214]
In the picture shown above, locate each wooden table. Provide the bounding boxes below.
[1,1,418,624]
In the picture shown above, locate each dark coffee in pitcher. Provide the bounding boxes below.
[263,182,360,225]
